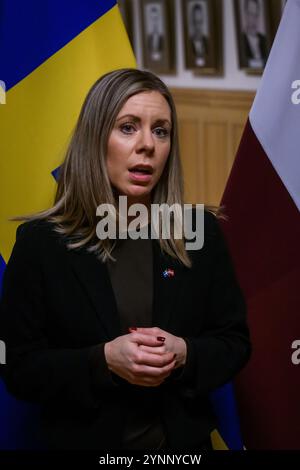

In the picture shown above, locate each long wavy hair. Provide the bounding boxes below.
[14,68,213,267]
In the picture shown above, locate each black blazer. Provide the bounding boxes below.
[0,210,251,450]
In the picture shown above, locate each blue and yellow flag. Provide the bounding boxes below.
[0,0,135,449]
[210,382,244,450]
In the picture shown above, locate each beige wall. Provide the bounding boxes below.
[172,88,255,206]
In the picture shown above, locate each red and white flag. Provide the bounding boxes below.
[220,0,300,449]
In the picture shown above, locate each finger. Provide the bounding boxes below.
[138,344,166,354]
[131,327,165,337]
[131,378,165,387]
[131,359,176,378]
[129,332,166,347]
[135,351,175,368]
[129,372,167,386]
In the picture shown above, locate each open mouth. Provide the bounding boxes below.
[129,168,152,174]
[128,167,153,182]
[129,165,153,175]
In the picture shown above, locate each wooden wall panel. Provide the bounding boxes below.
[203,121,227,205]
[171,88,255,206]
[179,119,199,204]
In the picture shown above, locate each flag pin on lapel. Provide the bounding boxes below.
[163,268,175,278]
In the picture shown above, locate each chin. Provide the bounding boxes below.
[127,187,151,198]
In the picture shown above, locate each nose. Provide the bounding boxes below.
[136,128,155,155]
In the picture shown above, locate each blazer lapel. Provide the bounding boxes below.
[67,240,186,340]
[67,248,122,340]
[151,239,186,331]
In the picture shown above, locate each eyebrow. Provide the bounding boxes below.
[116,114,172,127]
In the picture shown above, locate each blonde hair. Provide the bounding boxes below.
[13,68,214,268]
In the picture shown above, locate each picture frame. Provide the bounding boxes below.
[234,0,273,75]
[117,0,135,50]
[182,0,223,76]
[270,0,287,37]
[281,0,287,11]
[140,0,175,74]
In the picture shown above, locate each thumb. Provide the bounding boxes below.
[129,327,164,337]
[129,332,166,347]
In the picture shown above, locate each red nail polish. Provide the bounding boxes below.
[157,336,165,341]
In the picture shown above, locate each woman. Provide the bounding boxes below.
[0,68,251,451]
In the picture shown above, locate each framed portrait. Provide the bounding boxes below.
[270,0,287,36]
[182,0,223,76]
[117,0,135,50]
[140,0,175,74]
[234,0,273,75]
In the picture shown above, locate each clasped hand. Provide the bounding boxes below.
[104,327,187,387]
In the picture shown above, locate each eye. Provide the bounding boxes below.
[120,123,136,134]
[153,127,170,138]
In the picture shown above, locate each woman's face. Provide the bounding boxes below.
[106,90,172,206]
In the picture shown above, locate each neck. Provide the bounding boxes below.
[128,195,151,222]
[128,193,151,207]
[114,193,152,223]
